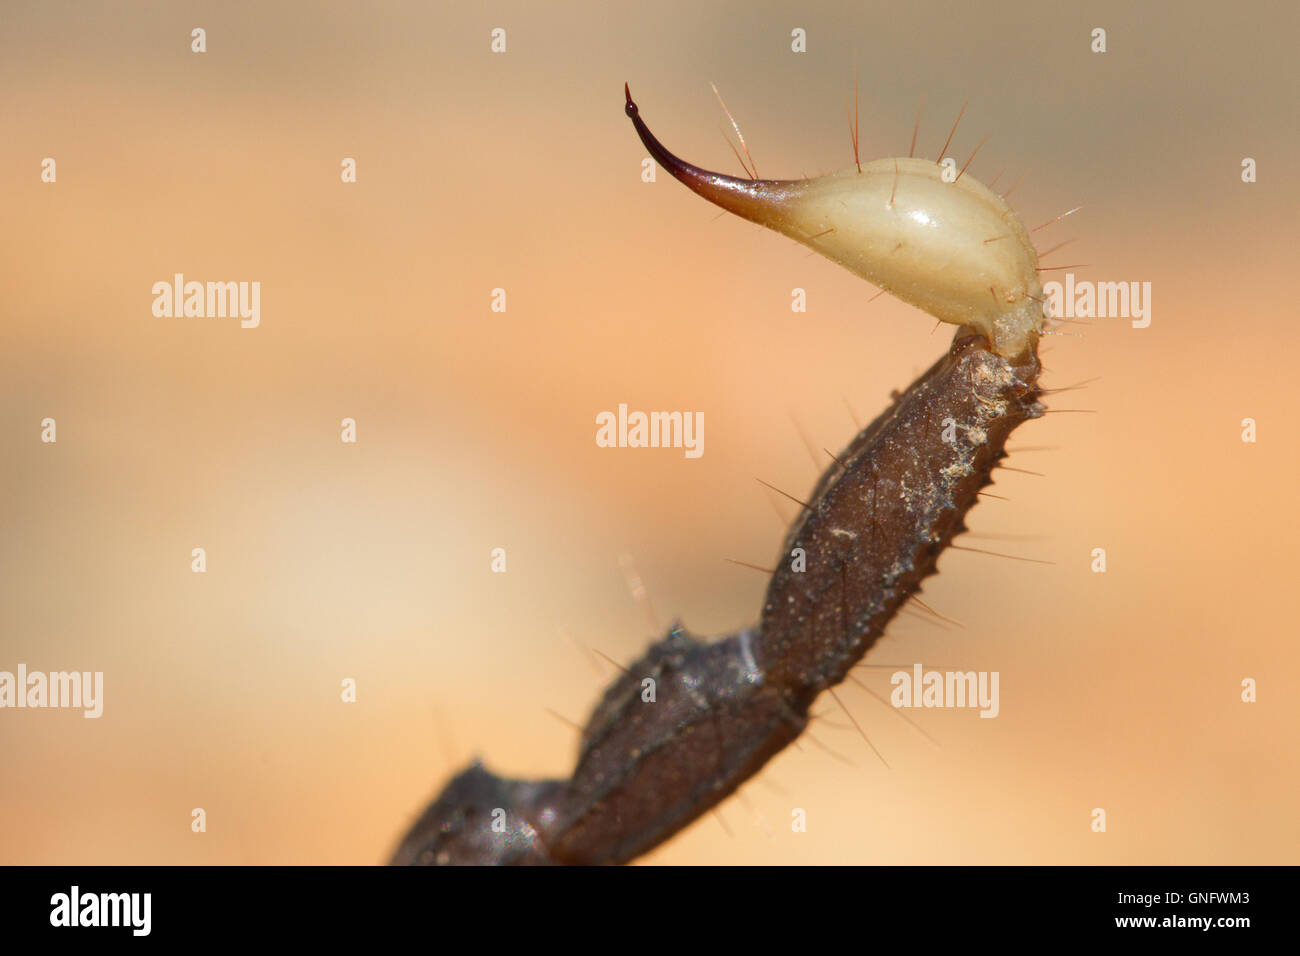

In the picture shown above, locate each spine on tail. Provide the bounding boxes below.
[391,331,1043,866]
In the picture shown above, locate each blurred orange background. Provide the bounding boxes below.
[2,0,1297,864]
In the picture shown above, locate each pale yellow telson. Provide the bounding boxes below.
[625,86,1045,359]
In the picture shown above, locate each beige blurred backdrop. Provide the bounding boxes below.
[2,0,1297,865]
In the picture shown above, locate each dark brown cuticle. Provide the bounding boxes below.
[388,90,1046,867]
